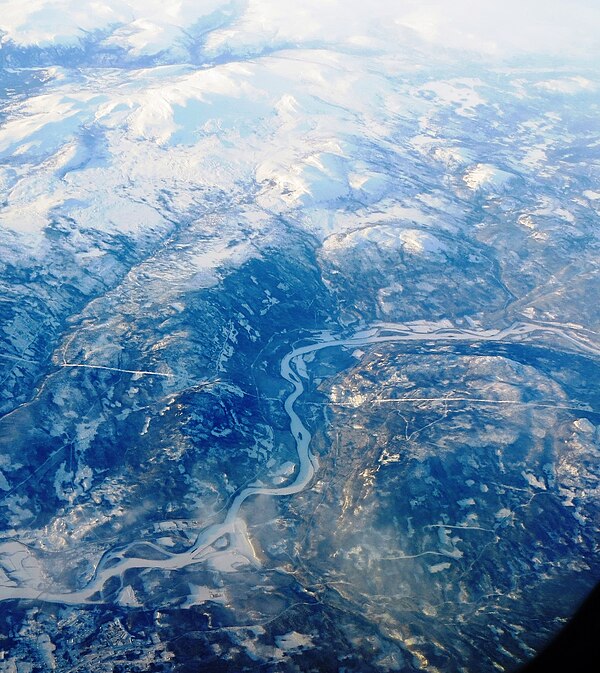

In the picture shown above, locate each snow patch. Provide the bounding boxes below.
[428,562,452,574]
[419,79,486,116]
[535,76,595,95]
[463,163,514,190]
[275,631,314,651]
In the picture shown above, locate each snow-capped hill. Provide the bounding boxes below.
[462,163,515,191]
[0,0,227,56]
[3,0,599,67]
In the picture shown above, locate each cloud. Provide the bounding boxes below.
[0,0,599,61]
[393,0,600,58]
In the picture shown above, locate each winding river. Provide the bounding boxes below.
[0,319,596,605]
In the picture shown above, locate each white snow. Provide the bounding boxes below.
[574,418,595,434]
[323,224,446,259]
[419,79,486,116]
[0,0,597,67]
[117,585,142,607]
[0,541,46,589]
[583,190,600,200]
[0,48,407,263]
[521,471,546,490]
[535,76,595,95]
[428,562,452,574]
[0,0,224,52]
[398,229,445,255]
[36,634,57,671]
[274,631,313,651]
[181,584,227,608]
[0,0,599,638]
[522,147,548,170]
[271,461,296,477]
[463,164,514,191]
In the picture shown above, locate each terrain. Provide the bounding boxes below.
[0,2,599,671]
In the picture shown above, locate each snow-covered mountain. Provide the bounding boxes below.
[1,2,599,671]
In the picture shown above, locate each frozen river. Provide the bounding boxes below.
[0,319,596,606]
